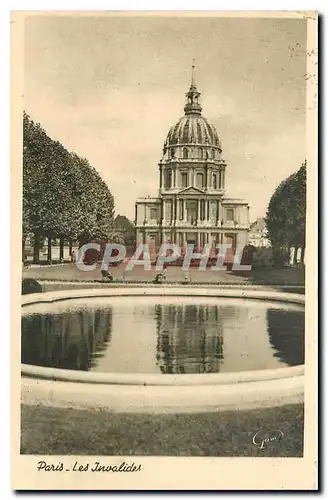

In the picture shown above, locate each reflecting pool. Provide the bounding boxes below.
[21,296,304,374]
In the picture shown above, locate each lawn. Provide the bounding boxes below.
[22,262,305,287]
[21,403,304,457]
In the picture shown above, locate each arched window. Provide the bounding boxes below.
[171,148,175,158]
[198,148,203,159]
[212,149,215,159]
[183,148,188,159]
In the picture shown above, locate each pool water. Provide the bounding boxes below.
[21,296,304,374]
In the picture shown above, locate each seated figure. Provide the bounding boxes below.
[153,273,164,284]
[101,268,113,282]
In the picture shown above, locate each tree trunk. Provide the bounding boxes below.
[287,245,291,266]
[69,239,73,256]
[33,233,40,264]
[300,246,305,266]
[47,236,52,263]
[22,239,26,263]
[59,236,64,261]
[293,246,298,267]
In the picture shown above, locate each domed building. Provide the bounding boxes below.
[135,66,250,250]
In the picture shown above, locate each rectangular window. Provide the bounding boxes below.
[213,173,217,189]
[225,234,236,249]
[226,208,234,221]
[179,199,184,220]
[196,173,204,188]
[181,172,188,188]
[200,200,206,221]
[164,169,172,189]
[150,207,158,220]
[165,200,172,221]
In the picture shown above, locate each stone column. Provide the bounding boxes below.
[183,199,187,221]
[159,165,163,189]
[208,167,212,188]
[197,199,200,222]
[173,168,176,188]
[174,197,178,224]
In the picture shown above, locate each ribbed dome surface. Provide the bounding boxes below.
[166,115,220,147]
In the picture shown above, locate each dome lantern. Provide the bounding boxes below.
[164,64,222,152]
[184,60,202,116]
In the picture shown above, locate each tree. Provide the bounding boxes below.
[266,161,306,266]
[23,112,115,262]
[114,215,136,246]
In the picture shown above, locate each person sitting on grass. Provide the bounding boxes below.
[153,265,168,284]
[101,266,113,282]
[183,270,191,283]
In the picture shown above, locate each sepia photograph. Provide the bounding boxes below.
[12,10,317,490]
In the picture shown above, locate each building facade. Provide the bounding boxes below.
[249,218,271,248]
[135,69,250,250]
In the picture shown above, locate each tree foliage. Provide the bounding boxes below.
[114,214,136,246]
[23,112,115,249]
[265,161,306,265]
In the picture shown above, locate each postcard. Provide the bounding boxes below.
[12,10,318,490]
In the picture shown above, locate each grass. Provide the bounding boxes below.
[21,403,304,457]
[22,262,305,287]
[232,267,305,286]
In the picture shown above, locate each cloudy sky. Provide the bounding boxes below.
[24,13,307,222]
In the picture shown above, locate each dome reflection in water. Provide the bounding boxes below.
[21,297,304,374]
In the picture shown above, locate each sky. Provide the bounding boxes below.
[24,13,307,222]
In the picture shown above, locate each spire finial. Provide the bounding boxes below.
[191,58,196,88]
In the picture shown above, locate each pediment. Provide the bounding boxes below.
[178,186,204,195]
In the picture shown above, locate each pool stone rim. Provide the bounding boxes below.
[21,286,305,413]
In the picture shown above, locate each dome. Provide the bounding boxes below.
[166,115,220,148]
[164,63,221,151]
